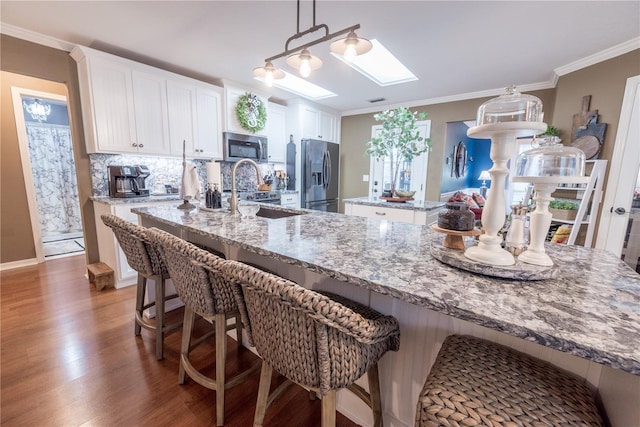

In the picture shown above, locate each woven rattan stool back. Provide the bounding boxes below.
[222,260,400,427]
[101,214,167,278]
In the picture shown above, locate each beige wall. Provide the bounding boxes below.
[1,35,98,265]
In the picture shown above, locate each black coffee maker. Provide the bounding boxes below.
[108,165,150,198]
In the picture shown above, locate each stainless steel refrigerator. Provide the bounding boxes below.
[301,139,339,212]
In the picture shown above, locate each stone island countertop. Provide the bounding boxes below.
[133,203,640,376]
[343,196,445,211]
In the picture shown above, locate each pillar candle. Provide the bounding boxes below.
[206,161,221,185]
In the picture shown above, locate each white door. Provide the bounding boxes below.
[596,75,640,273]
[369,121,431,202]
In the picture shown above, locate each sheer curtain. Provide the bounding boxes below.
[25,122,82,236]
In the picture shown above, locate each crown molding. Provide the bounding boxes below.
[554,37,640,77]
[343,37,639,117]
[0,22,75,52]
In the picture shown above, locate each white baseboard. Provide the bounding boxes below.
[0,258,39,271]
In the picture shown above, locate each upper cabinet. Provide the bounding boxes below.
[265,102,287,163]
[287,99,340,143]
[71,45,223,159]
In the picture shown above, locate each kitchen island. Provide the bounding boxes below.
[134,203,640,427]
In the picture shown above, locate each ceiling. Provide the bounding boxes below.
[2,1,639,115]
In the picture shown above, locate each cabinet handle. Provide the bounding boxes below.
[138,143,144,148]
[132,142,138,147]
[318,135,323,139]
[375,211,386,216]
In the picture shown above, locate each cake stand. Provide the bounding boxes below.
[464,122,547,266]
[512,175,589,266]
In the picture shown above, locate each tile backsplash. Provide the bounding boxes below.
[90,154,277,196]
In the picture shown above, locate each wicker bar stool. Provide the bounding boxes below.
[415,335,605,427]
[101,214,181,360]
[147,228,260,426]
[222,260,401,427]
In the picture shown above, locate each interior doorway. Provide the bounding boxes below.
[596,75,640,273]
[10,87,84,261]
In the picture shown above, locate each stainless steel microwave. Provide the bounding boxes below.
[223,132,268,163]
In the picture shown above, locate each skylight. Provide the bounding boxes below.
[332,39,417,86]
[254,71,336,101]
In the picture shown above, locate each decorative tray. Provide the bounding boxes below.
[430,235,559,281]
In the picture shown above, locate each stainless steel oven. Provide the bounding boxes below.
[223,132,268,163]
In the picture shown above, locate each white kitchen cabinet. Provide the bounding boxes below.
[195,86,223,159]
[131,69,170,155]
[348,204,415,223]
[266,102,287,163]
[167,80,223,159]
[280,192,299,208]
[344,201,442,225]
[72,45,222,158]
[167,80,197,156]
[73,52,136,153]
[287,99,341,144]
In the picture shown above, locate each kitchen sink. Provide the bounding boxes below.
[256,207,307,219]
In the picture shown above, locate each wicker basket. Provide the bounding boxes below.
[550,207,577,221]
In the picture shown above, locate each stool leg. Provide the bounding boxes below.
[253,362,272,427]
[367,365,383,427]
[235,314,243,348]
[155,277,165,360]
[321,390,337,427]
[179,306,195,385]
[135,274,146,336]
[215,313,227,426]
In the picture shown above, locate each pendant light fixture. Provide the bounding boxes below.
[253,0,371,80]
[252,61,285,87]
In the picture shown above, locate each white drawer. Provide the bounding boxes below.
[350,204,414,224]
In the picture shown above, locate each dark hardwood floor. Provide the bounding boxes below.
[1,255,359,426]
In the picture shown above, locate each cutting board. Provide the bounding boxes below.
[574,122,607,159]
[570,95,598,143]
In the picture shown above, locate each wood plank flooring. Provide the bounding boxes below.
[1,255,360,426]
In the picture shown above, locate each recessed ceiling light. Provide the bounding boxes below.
[332,39,417,87]
[254,71,336,100]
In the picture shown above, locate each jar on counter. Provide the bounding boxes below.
[438,202,475,231]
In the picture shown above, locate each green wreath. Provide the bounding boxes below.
[236,92,266,133]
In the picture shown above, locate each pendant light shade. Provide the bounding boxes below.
[286,49,323,78]
[253,61,285,86]
[329,30,372,62]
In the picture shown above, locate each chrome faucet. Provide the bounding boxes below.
[229,158,264,214]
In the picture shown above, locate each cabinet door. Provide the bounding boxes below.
[196,87,223,159]
[301,105,319,139]
[112,205,139,282]
[167,80,198,156]
[318,110,336,142]
[131,70,170,155]
[350,204,415,223]
[88,55,137,153]
[267,103,287,163]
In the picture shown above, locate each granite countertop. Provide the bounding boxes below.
[133,204,640,375]
[343,196,445,211]
[91,195,185,205]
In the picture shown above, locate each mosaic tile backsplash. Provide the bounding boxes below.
[90,154,276,196]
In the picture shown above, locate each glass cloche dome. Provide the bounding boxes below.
[515,136,586,178]
[476,85,544,126]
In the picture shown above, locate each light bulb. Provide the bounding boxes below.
[344,43,357,62]
[299,57,311,77]
[265,69,274,87]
